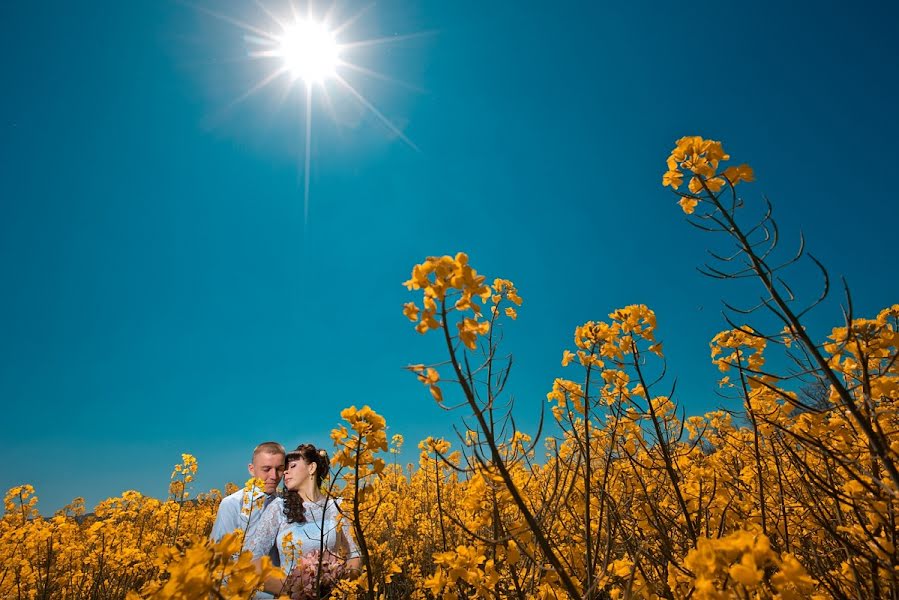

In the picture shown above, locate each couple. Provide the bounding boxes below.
[210,442,361,598]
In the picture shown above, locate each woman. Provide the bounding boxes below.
[247,443,361,597]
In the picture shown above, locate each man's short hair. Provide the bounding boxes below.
[252,441,286,460]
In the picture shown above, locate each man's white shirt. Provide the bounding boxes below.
[210,487,270,542]
[210,487,278,598]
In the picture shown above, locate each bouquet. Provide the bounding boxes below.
[282,551,346,600]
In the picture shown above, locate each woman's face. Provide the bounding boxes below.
[283,457,315,491]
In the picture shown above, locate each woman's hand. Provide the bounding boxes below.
[262,572,286,595]
[344,557,362,579]
[252,556,286,595]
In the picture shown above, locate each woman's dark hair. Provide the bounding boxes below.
[282,443,330,524]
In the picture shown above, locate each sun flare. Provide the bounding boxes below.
[196,1,423,224]
[276,19,339,84]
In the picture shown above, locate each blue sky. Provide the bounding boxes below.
[2,0,897,512]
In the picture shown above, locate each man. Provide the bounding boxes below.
[211,441,286,552]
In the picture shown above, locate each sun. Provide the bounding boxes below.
[276,19,339,85]
[193,1,424,224]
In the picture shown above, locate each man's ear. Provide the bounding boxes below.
[247,463,255,476]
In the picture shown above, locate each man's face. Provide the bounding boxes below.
[248,451,285,495]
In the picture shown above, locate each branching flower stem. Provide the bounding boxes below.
[440,299,583,599]
[700,178,899,494]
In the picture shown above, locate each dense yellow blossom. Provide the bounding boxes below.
[3,308,895,599]
[663,135,754,214]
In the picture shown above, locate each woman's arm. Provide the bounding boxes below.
[335,508,362,576]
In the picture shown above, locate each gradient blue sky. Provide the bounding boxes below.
[2,1,897,512]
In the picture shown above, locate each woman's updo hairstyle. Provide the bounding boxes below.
[283,443,331,524]
[286,443,330,487]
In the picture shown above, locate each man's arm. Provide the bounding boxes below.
[210,493,242,542]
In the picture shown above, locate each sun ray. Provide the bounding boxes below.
[219,66,289,115]
[316,80,341,132]
[201,65,290,131]
[303,85,313,225]
[274,72,296,107]
[334,75,419,151]
[183,1,276,41]
[298,0,314,21]
[244,34,278,48]
[331,2,375,37]
[250,0,287,30]
[337,60,427,94]
[320,1,342,30]
[288,0,302,24]
[338,31,435,52]
[178,55,259,70]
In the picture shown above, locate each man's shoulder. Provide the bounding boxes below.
[218,489,247,509]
